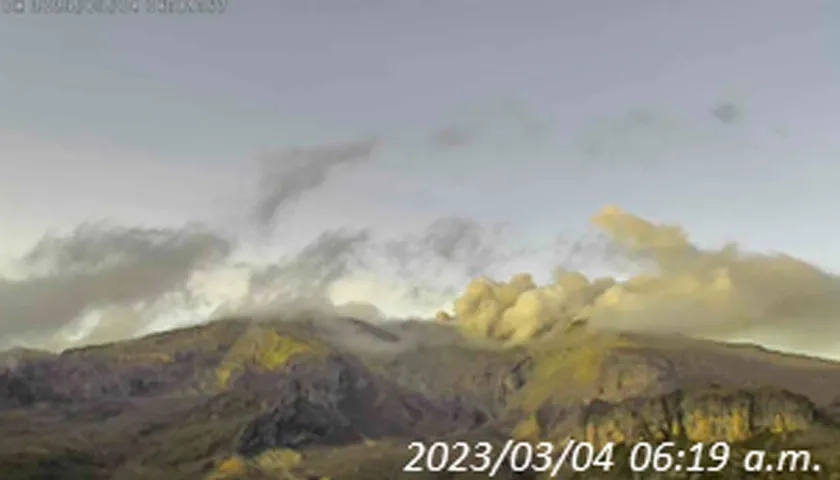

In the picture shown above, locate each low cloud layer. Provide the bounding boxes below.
[0,223,231,348]
[3,119,837,359]
[0,134,551,351]
[447,206,840,354]
[428,127,472,150]
[9,195,839,357]
[0,138,381,350]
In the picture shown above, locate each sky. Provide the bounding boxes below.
[1,1,840,353]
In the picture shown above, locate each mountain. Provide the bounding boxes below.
[2,313,840,479]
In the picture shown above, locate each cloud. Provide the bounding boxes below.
[385,217,511,277]
[445,206,840,354]
[2,134,462,350]
[12,120,825,358]
[245,228,372,306]
[428,127,472,150]
[1,132,536,350]
[231,218,531,321]
[215,214,565,325]
[0,223,232,349]
[252,138,379,228]
[576,109,695,165]
[710,101,743,124]
[573,106,748,168]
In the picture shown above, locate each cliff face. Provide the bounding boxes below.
[571,386,826,445]
[501,332,840,479]
[2,316,840,479]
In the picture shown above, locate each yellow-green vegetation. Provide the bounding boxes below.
[683,404,752,442]
[579,387,823,450]
[253,448,302,471]
[214,326,328,389]
[582,414,630,445]
[110,352,176,364]
[62,319,250,362]
[512,413,542,441]
[208,449,314,480]
[684,394,814,444]
[769,412,810,435]
[516,330,637,411]
[8,314,840,480]
[208,456,249,479]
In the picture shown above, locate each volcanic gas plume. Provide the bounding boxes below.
[445,206,840,354]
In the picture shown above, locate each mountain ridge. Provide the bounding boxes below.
[2,314,840,478]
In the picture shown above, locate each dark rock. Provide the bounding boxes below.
[235,354,490,456]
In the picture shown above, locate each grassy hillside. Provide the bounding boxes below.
[2,315,840,478]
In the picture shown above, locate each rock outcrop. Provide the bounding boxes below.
[2,316,840,478]
[576,386,828,446]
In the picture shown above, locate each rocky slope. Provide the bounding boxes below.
[2,314,840,479]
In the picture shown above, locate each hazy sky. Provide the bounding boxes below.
[2,1,840,349]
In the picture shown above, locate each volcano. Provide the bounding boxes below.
[2,313,840,479]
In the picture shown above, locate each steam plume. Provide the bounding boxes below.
[447,206,840,353]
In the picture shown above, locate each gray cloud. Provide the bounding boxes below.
[235,217,552,320]
[573,106,748,168]
[384,217,510,280]
[252,138,379,229]
[0,133,577,351]
[246,228,372,305]
[411,217,510,277]
[0,223,232,348]
[576,109,690,166]
[0,136,388,350]
[428,127,472,150]
[710,101,744,125]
